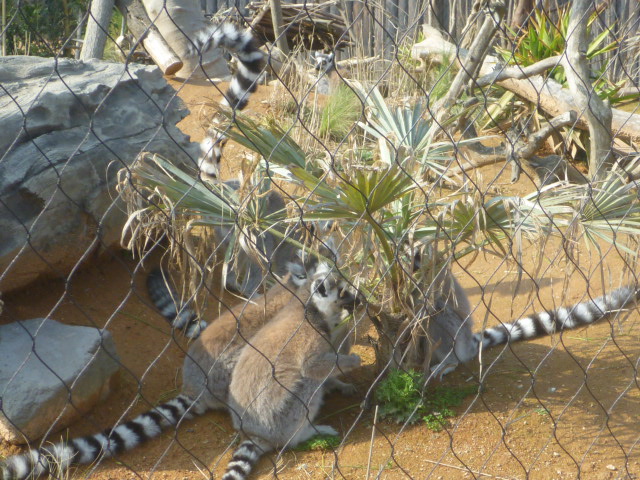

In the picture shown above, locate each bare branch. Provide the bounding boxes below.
[475,55,562,87]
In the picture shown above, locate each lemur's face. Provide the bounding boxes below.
[313,52,335,72]
[310,263,360,315]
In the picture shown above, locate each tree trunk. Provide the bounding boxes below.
[270,0,290,55]
[563,0,613,178]
[80,0,115,60]
[510,0,533,30]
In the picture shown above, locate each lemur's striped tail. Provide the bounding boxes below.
[187,22,265,110]
[146,268,207,339]
[475,285,639,349]
[186,22,266,176]
[221,440,267,480]
[0,395,205,480]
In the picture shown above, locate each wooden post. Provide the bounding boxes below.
[270,0,290,55]
[142,0,230,80]
[116,0,182,75]
[80,0,115,60]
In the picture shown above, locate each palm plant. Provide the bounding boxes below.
[121,96,640,376]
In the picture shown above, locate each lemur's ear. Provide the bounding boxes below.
[318,237,338,264]
[285,250,307,286]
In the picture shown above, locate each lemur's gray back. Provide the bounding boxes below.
[214,180,301,297]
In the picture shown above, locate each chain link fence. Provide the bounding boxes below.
[1,0,640,479]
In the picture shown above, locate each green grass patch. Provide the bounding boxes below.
[295,434,341,451]
[319,84,361,141]
[375,369,477,432]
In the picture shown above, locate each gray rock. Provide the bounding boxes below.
[0,318,120,444]
[0,56,202,292]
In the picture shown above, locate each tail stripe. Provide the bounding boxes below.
[535,311,554,334]
[525,313,547,337]
[103,429,125,454]
[571,302,592,324]
[136,412,164,437]
[147,268,204,338]
[223,470,245,480]
[155,403,181,425]
[237,63,261,83]
[226,460,252,476]
[237,51,264,65]
[154,394,192,426]
[176,395,191,409]
[555,307,573,328]
[93,432,111,455]
[72,436,101,463]
[5,454,32,479]
[117,421,148,447]
[221,441,262,480]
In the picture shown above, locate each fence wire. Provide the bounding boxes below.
[1,1,640,479]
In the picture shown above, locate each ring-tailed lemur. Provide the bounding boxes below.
[416,266,639,379]
[0,256,320,480]
[188,23,266,177]
[312,51,339,95]
[221,262,361,480]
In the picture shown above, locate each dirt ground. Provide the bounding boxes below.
[1,76,639,480]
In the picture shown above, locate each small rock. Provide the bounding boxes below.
[549,387,557,393]
[0,318,120,444]
[606,465,617,471]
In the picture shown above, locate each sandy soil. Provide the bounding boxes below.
[1,77,639,480]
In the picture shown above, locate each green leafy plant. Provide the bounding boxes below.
[375,369,477,431]
[319,84,362,141]
[4,0,88,57]
[294,434,341,451]
[375,369,425,424]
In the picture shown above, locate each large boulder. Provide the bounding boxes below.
[0,56,201,292]
[0,318,120,444]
